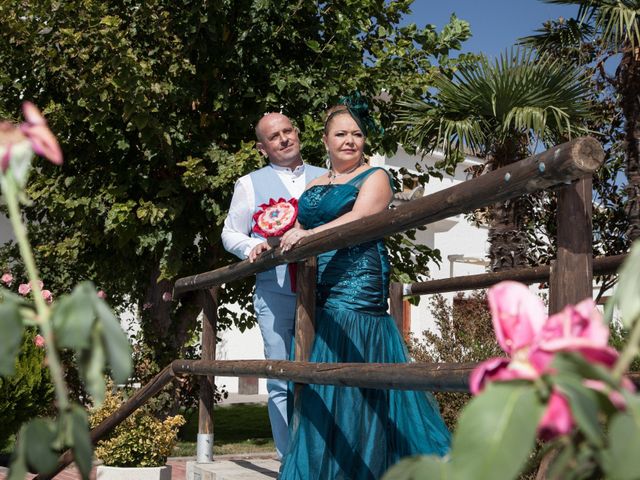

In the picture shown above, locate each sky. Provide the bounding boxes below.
[402,0,580,59]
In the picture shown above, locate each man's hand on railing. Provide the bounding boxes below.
[249,241,271,262]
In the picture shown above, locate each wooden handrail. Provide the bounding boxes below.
[404,254,627,296]
[174,137,605,295]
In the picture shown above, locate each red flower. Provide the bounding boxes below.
[252,198,298,238]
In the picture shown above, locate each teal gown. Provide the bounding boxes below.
[279,168,451,480]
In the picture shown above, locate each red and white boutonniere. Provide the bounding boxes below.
[252,197,300,291]
[252,197,299,240]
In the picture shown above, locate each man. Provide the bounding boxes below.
[221,113,325,457]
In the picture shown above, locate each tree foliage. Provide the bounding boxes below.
[395,48,593,271]
[0,1,472,367]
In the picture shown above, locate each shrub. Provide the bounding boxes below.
[0,329,55,451]
[89,387,185,467]
[407,291,501,430]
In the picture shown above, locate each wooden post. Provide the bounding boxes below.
[389,282,404,334]
[549,177,593,314]
[197,287,218,463]
[294,258,317,406]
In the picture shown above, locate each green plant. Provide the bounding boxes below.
[408,291,501,430]
[0,328,54,451]
[90,387,185,468]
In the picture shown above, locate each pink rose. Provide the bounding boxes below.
[34,334,45,348]
[488,281,547,354]
[97,290,107,299]
[162,291,172,302]
[41,289,53,304]
[19,102,63,166]
[1,273,12,285]
[471,281,624,440]
[18,283,31,295]
[537,390,574,441]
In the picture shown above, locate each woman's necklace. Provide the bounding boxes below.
[327,158,363,184]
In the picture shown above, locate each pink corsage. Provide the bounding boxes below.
[252,197,299,291]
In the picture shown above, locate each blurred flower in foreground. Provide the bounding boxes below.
[471,281,632,440]
[0,102,62,187]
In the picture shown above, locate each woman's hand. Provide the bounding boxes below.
[280,227,314,252]
[249,241,271,262]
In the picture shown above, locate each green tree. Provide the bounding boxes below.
[395,49,593,271]
[523,1,640,242]
[0,1,471,371]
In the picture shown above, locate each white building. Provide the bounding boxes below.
[215,148,490,394]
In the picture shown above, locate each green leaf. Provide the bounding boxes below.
[24,418,59,475]
[551,352,617,389]
[606,242,640,328]
[70,405,93,479]
[305,39,321,52]
[382,455,450,479]
[7,424,28,480]
[0,301,24,375]
[80,324,107,404]
[451,382,544,480]
[91,295,132,383]
[601,394,640,480]
[554,375,603,447]
[51,282,96,350]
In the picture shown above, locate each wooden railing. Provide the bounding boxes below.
[40,137,611,478]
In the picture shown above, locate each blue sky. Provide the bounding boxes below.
[402,0,580,58]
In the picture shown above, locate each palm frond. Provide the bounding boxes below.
[394,46,593,164]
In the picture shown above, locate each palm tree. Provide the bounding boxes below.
[522,0,640,242]
[396,48,592,271]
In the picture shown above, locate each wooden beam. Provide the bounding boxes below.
[171,359,473,392]
[389,282,404,333]
[550,177,594,314]
[197,287,218,462]
[174,137,605,295]
[406,254,626,296]
[294,258,317,404]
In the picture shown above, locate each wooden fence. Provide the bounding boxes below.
[41,137,619,478]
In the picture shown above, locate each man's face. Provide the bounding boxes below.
[256,113,302,168]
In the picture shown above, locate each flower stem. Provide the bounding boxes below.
[612,313,640,381]
[4,177,69,411]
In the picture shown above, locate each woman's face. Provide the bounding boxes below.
[323,113,365,167]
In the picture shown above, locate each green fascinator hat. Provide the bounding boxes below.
[326,92,383,137]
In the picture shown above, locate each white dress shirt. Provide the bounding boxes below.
[222,163,308,259]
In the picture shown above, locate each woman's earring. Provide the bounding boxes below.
[325,153,331,170]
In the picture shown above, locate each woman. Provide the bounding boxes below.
[277,102,450,479]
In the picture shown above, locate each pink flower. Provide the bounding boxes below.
[537,390,574,440]
[41,289,53,304]
[471,281,625,440]
[1,273,13,285]
[488,281,547,355]
[142,302,153,310]
[17,280,45,296]
[19,102,63,166]
[97,290,107,299]
[162,291,172,302]
[34,334,45,348]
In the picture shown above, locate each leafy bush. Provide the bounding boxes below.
[89,387,185,467]
[407,291,501,430]
[0,329,54,451]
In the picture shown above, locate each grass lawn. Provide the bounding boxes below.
[174,402,275,456]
